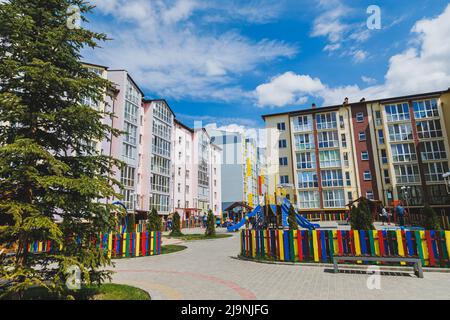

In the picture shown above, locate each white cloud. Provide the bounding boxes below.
[361,76,377,85]
[256,4,450,107]
[87,0,296,102]
[256,72,325,107]
[311,0,371,61]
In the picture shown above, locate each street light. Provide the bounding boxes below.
[443,172,450,195]
[400,186,411,225]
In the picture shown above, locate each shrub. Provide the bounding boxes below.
[287,206,299,230]
[421,205,441,230]
[147,208,162,231]
[170,212,183,237]
[126,214,136,233]
[349,198,375,230]
[205,210,216,237]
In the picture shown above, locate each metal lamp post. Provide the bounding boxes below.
[400,186,411,225]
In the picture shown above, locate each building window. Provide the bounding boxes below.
[186,185,190,194]
[121,166,136,188]
[385,103,410,122]
[279,157,288,166]
[294,116,312,131]
[343,152,349,167]
[381,149,388,164]
[363,171,372,181]
[323,189,345,208]
[421,140,447,160]
[151,174,170,194]
[384,169,391,184]
[388,123,413,142]
[391,143,417,162]
[319,150,341,168]
[296,152,316,169]
[298,172,318,189]
[177,200,181,208]
[345,172,351,186]
[177,183,181,193]
[375,111,382,126]
[361,151,369,161]
[356,112,364,122]
[298,191,320,209]
[278,139,287,149]
[277,122,286,131]
[359,131,366,141]
[316,112,337,130]
[321,170,343,187]
[178,167,181,176]
[413,99,439,119]
[378,130,385,144]
[294,133,314,150]
[318,131,339,148]
[366,191,374,200]
[416,119,442,139]
[394,164,420,183]
[424,162,449,182]
[347,191,353,202]
[341,134,347,148]
[280,175,289,184]
[339,115,345,129]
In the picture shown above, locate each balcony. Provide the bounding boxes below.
[292,124,313,132]
[295,143,315,151]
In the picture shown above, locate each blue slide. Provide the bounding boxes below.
[227,205,262,232]
[281,198,320,230]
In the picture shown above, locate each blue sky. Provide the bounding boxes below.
[84,0,450,130]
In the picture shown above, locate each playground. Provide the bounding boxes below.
[110,227,450,300]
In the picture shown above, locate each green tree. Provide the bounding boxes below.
[349,199,375,230]
[170,212,183,237]
[205,210,216,237]
[421,205,441,230]
[0,1,122,298]
[147,208,162,232]
[287,206,299,230]
[126,214,136,234]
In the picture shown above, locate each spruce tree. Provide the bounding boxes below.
[147,208,162,232]
[422,205,441,230]
[170,212,182,237]
[0,1,122,298]
[205,210,216,237]
[287,206,299,230]
[349,199,375,230]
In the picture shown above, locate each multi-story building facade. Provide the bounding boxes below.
[107,70,144,213]
[173,121,222,219]
[142,99,175,216]
[263,89,450,215]
[82,65,223,219]
[208,129,261,210]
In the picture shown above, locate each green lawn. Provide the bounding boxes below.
[161,244,187,254]
[166,233,232,241]
[1,283,151,300]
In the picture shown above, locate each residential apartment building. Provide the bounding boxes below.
[107,70,144,213]
[207,129,261,210]
[263,89,450,215]
[142,99,175,216]
[82,64,222,219]
[172,121,222,220]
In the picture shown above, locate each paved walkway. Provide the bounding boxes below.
[110,228,450,300]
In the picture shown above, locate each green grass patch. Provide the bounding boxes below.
[166,233,232,241]
[161,244,187,254]
[1,283,150,300]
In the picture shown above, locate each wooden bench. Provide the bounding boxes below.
[333,255,424,278]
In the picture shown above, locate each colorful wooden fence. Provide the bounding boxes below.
[27,231,162,259]
[240,229,450,268]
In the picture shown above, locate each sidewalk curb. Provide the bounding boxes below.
[236,255,450,274]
